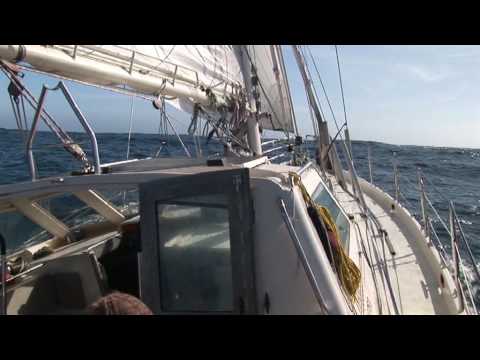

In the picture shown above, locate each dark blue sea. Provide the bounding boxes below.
[1,128,479,302]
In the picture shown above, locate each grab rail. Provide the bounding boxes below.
[278,198,329,314]
[367,147,479,314]
[27,81,101,180]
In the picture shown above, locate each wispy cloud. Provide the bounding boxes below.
[393,63,453,83]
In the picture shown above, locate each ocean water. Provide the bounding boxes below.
[1,128,479,299]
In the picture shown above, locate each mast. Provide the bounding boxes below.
[234,45,263,156]
[291,45,331,170]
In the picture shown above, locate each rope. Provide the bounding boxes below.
[319,205,362,300]
[289,172,361,301]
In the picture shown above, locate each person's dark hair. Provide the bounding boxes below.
[87,292,153,315]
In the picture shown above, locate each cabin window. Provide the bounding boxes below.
[0,211,52,254]
[100,188,139,218]
[312,183,350,251]
[39,193,107,228]
[156,194,233,312]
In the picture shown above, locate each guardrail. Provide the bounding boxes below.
[368,148,479,314]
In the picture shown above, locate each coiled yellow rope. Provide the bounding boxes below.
[290,172,361,300]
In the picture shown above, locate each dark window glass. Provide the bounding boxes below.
[0,211,51,254]
[312,184,350,251]
[156,194,233,312]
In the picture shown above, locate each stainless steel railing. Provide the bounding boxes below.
[27,81,101,180]
[368,147,479,314]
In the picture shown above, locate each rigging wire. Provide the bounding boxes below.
[152,45,176,71]
[126,95,135,160]
[305,46,344,136]
[158,104,192,157]
[335,45,349,128]
[303,45,354,171]
[243,46,291,139]
[299,46,327,123]
[354,220,383,314]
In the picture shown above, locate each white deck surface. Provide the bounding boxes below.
[328,175,450,315]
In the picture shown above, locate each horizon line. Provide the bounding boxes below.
[0,127,478,150]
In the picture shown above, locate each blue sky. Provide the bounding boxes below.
[1,45,480,148]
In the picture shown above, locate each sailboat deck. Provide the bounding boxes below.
[327,175,450,315]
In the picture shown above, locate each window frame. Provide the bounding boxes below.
[139,169,256,314]
[310,178,351,252]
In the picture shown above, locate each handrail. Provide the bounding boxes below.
[297,161,314,176]
[450,202,480,283]
[456,244,478,314]
[27,81,101,180]
[263,145,290,155]
[367,145,479,314]
[269,153,290,162]
[393,152,400,203]
[261,139,279,147]
[278,199,329,314]
[418,170,430,239]
[367,143,374,184]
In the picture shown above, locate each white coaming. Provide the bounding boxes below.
[250,175,351,315]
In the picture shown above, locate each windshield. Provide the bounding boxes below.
[0,211,51,254]
[0,188,139,254]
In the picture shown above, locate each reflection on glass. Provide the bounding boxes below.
[100,188,139,218]
[0,211,51,254]
[312,183,350,251]
[39,193,106,228]
[157,194,233,312]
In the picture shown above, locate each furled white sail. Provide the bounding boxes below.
[0,45,295,132]
[110,45,244,115]
[238,45,295,133]
[116,45,244,89]
[0,45,241,109]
